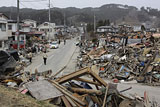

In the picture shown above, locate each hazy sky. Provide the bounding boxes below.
[0,0,160,9]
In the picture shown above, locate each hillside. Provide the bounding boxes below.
[0,4,160,27]
[0,85,55,107]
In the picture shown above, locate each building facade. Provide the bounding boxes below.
[37,22,56,40]
[0,13,12,49]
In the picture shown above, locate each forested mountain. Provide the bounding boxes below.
[0,4,160,27]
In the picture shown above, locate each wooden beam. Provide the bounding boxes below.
[73,78,101,86]
[102,85,109,107]
[90,95,101,106]
[56,67,89,84]
[50,80,86,106]
[52,66,66,78]
[93,79,99,90]
[70,87,102,95]
[89,69,107,87]
[65,96,77,107]
[61,96,72,107]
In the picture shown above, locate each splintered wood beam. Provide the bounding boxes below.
[73,78,102,86]
[90,95,102,106]
[89,69,108,87]
[93,79,99,90]
[65,96,77,107]
[56,67,90,84]
[102,85,109,107]
[50,80,86,106]
[70,87,102,95]
[61,96,72,107]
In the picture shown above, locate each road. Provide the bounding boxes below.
[25,38,78,76]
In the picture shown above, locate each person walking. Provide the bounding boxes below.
[28,52,32,63]
[43,51,48,65]
[64,39,66,45]
[58,39,61,44]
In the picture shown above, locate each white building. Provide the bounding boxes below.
[23,19,37,28]
[37,22,56,40]
[23,19,37,31]
[0,13,12,49]
[133,26,142,32]
[8,20,26,49]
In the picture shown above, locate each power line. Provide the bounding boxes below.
[21,0,47,2]
[20,0,48,9]
[20,2,28,8]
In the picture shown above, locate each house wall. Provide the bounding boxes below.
[22,27,31,32]
[24,20,37,28]
[38,22,56,39]
[8,23,17,32]
[0,14,10,49]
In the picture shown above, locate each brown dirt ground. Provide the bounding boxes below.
[0,85,57,107]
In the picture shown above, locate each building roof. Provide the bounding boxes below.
[22,19,36,22]
[22,23,31,27]
[37,22,55,28]
[8,20,23,23]
[0,13,9,19]
[28,31,44,35]
[97,26,112,29]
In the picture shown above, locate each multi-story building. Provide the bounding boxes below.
[0,13,12,50]
[37,22,56,40]
[23,19,37,31]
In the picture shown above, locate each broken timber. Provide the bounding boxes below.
[56,67,107,87]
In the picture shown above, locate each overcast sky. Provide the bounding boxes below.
[0,0,160,9]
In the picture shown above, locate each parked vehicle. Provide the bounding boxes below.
[49,42,59,49]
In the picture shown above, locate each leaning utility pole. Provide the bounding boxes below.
[17,0,20,51]
[48,0,51,40]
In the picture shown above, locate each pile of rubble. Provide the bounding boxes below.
[0,66,157,107]
[77,37,160,85]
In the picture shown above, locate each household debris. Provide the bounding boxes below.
[76,35,160,86]
[0,66,157,106]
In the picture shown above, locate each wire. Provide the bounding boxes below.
[21,0,47,2]
[20,2,28,8]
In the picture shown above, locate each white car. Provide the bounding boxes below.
[49,42,59,49]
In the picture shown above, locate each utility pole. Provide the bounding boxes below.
[17,0,20,51]
[48,0,51,40]
[64,12,66,38]
[94,13,96,33]
[64,13,66,27]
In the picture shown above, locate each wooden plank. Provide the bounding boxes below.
[56,67,89,84]
[52,66,66,78]
[70,87,102,95]
[65,96,77,107]
[102,85,109,107]
[50,81,86,106]
[89,70,107,87]
[61,96,72,107]
[90,95,101,106]
[93,79,99,90]
[72,93,88,107]
[73,78,101,86]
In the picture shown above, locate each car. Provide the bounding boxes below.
[49,42,59,49]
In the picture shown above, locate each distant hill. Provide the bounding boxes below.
[0,4,160,27]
